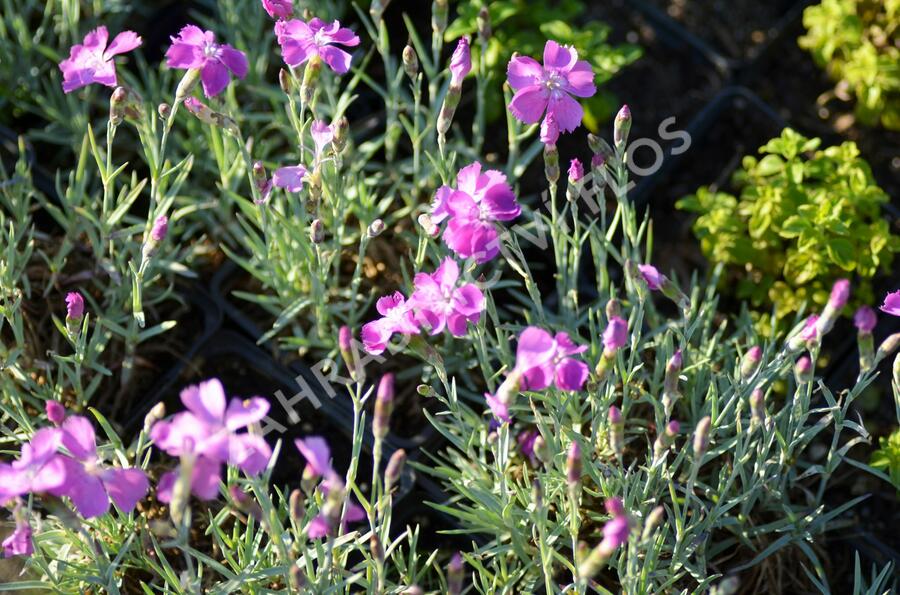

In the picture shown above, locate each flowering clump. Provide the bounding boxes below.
[274,18,360,74]
[150,379,271,501]
[506,40,596,138]
[165,25,248,97]
[431,162,521,263]
[59,26,142,93]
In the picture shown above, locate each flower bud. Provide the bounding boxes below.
[432,0,448,36]
[566,441,582,487]
[816,279,850,336]
[403,45,418,80]
[693,416,711,459]
[332,116,349,154]
[875,333,900,365]
[794,355,813,383]
[110,86,128,125]
[338,326,358,380]
[229,485,262,520]
[143,402,166,433]
[613,104,631,149]
[65,291,84,335]
[532,478,543,509]
[289,488,305,523]
[608,405,624,459]
[854,306,877,334]
[540,112,559,146]
[369,0,391,21]
[741,346,762,379]
[641,505,665,540]
[368,218,385,238]
[385,448,406,492]
[602,316,628,355]
[310,219,324,244]
[142,215,169,261]
[373,374,394,440]
[300,55,322,104]
[279,68,292,94]
[437,85,461,136]
[664,349,682,396]
[46,400,66,425]
[290,565,306,590]
[370,534,384,563]
[477,7,491,42]
[417,213,440,238]
[750,388,766,428]
[447,553,464,595]
[543,142,559,184]
[183,97,237,132]
[174,68,201,103]
[654,420,679,460]
[605,297,621,319]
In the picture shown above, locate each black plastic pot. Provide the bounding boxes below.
[122,280,224,434]
[628,0,812,80]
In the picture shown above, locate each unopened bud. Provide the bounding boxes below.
[613,104,632,149]
[741,346,762,379]
[183,97,237,133]
[566,441,582,487]
[663,349,683,411]
[437,86,461,135]
[310,219,324,244]
[279,68,292,94]
[370,534,384,563]
[794,355,813,383]
[300,55,322,104]
[750,388,766,428]
[608,405,624,459]
[368,218,385,238]
[289,488,305,523]
[875,333,900,365]
[174,68,201,103]
[532,478,543,509]
[653,420,679,460]
[110,87,128,125]
[229,485,262,520]
[370,0,391,21]
[158,103,171,119]
[605,297,622,319]
[143,402,166,433]
[385,449,406,491]
[332,116,349,154]
[373,374,394,440]
[432,0,448,36]
[641,505,665,540]
[418,213,440,238]
[290,565,306,590]
[543,143,559,184]
[477,7,491,42]
[447,552,464,595]
[693,416,711,459]
[46,400,66,425]
[403,45,419,79]
[142,215,169,261]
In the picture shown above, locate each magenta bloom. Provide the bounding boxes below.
[0,429,66,505]
[881,290,900,317]
[449,37,472,86]
[294,436,333,479]
[854,306,877,333]
[408,258,484,336]
[432,162,521,263]
[513,327,589,392]
[603,317,628,352]
[262,0,293,19]
[601,513,630,551]
[50,416,148,518]
[272,164,308,192]
[59,26,142,93]
[638,264,664,291]
[65,292,84,320]
[361,292,421,355]
[150,215,169,242]
[165,25,248,98]
[275,18,360,74]
[507,40,596,134]
[151,379,271,501]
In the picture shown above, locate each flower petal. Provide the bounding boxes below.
[201,61,231,97]
[547,93,583,133]
[507,55,543,90]
[508,86,549,125]
[60,415,97,461]
[105,31,142,58]
[181,379,227,424]
[102,468,149,513]
[225,397,270,431]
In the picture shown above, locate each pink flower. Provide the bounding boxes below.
[638,264,664,291]
[601,512,630,551]
[150,215,169,242]
[65,292,84,320]
[881,290,900,317]
[513,327,589,392]
[59,26,142,93]
[449,37,471,87]
[272,165,308,192]
[0,429,67,505]
[274,18,360,74]
[506,40,596,134]
[603,317,628,352]
[361,292,420,355]
[408,258,484,337]
[261,0,293,19]
[151,379,271,501]
[294,436,333,479]
[50,416,148,518]
[1,503,32,558]
[854,306,877,333]
[433,162,521,264]
[165,25,248,98]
